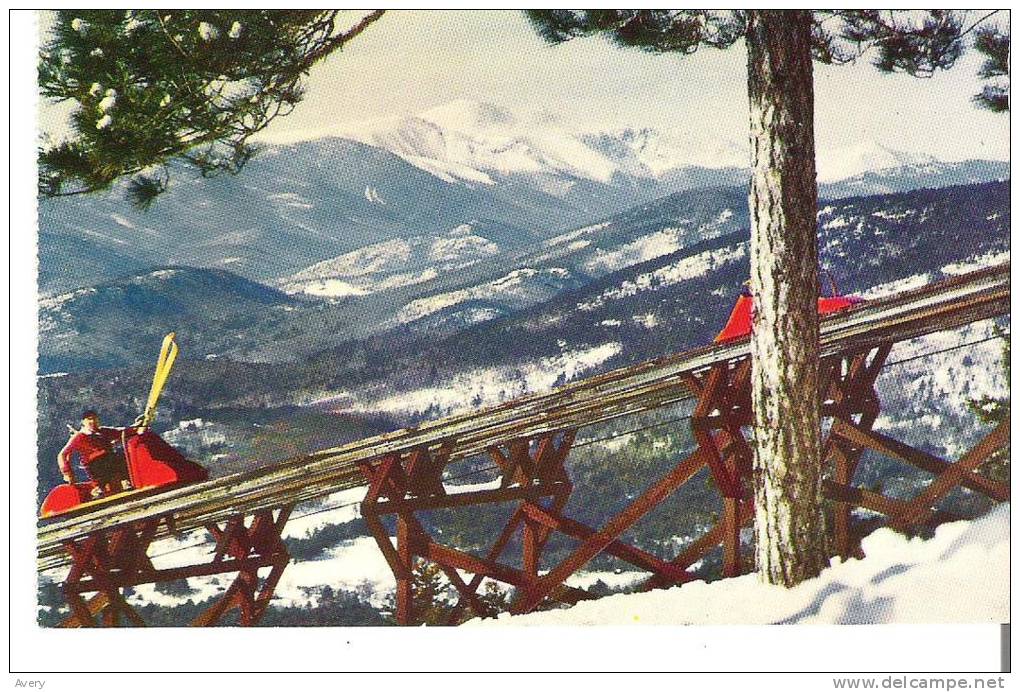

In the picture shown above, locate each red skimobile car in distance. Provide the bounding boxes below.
[715,277,863,343]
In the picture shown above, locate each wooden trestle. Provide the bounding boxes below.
[360,343,1009,624]
[39,263,1010,626]
[58,508,292,627]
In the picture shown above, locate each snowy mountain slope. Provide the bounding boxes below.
[475,506,1009,625]
[816,141,937,183]
[263,164,1003,334]
[38,266,299,372]
[38,180,1009,375]
[819,158,1009,199]
[314,99,746,187]
[309,181,1007,423]
[363,179,1007,342]
[258,186,750,338]
[278,220,533,298]
[283,99,999,192]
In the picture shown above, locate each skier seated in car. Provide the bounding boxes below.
[57,409,146,498]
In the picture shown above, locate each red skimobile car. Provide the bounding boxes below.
[40,334,207,519]
[715,276,863,342]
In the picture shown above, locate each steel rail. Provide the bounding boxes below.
[37,263,1010,571]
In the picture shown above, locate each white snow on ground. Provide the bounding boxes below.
[859,273,932,300]
[474,506,1010,626]
[296,279,371,298]
[564,570,647,591]
[338,342,622,418]
[396,267,569,324]
[822,215,850,230]
[545,222,611,247]
[579,243,746,311]
[858,251,1007,301]
[583,227,685,274]
[632,313,659,329]
[268,192,313,209]
[398,288,472,323]
[941,250,1010,276]
[39,287,96,310]
[288,239,413,281]
[429,232,499,263]
[363,186,385,204]
[871,209,916,221]
[81,228,130,245]
[274,538,394,608]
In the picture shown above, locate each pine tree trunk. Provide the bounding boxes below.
[745,10,827,586]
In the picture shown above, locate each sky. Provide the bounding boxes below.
[250,10,1009,162]
[37,10,1010,163]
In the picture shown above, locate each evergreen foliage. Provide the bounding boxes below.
[525,10,1006,86]
[154,578,196,597]
[973,26,1011,112]
[38,10,384,204]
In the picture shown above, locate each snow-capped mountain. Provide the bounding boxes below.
[819,158,1009,198]
[38,97,1007,297]
[276,98,1005,197]
[816,141,938,182]
[327,99,748,187]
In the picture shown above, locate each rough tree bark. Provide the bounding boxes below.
[746,10,827,586]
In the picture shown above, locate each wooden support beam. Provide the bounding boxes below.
[511,447,708,614]
[520,503,693,583]
[822,480,913,518]
[38,264,1010,571]
[835,420,1009,502]
[641,500,755,591]
[894,421,1010,528]
[721,497,742,578]
[423,542,591,606]
[66,554,284,591]
[61,591,105,628]
[395,514,414,626]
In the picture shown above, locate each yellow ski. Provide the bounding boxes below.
[143,332,179,426]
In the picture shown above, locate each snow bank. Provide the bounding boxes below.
[476,506,1009,626]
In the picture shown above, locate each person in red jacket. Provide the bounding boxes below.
[58,409,145,497]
